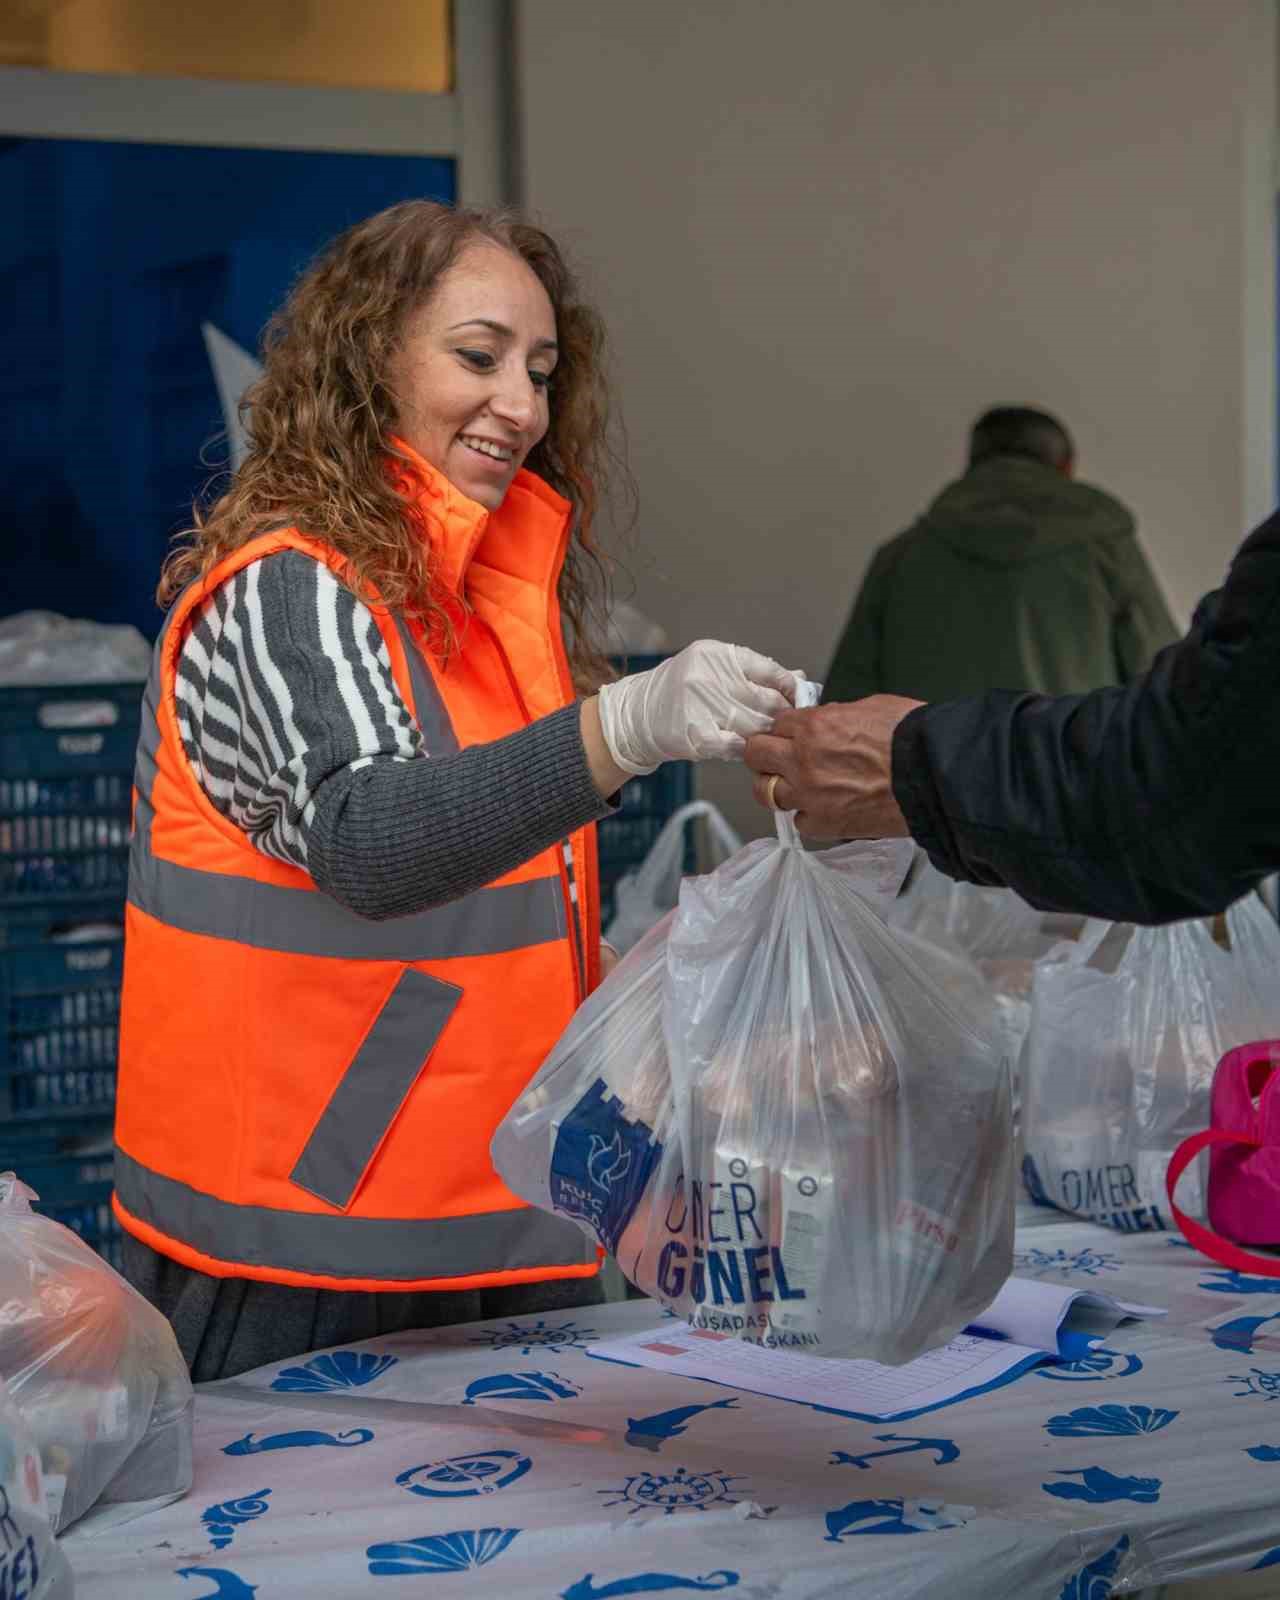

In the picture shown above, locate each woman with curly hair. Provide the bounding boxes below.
[113,201,795,1379]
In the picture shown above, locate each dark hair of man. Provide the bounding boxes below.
[968,406,1074,470]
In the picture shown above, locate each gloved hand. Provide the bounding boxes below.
[596,640,800,776]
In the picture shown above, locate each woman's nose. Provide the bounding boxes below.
[489,369,540,431]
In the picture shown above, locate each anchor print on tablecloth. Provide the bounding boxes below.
[625,1398,740,1452]
[560,1573,739,1599]
[1042,1467,1161,1504]
[223,1427,374,1456]
[177,1569,258,1600]
[829,1434,959,1470]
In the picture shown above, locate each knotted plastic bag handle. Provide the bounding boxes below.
[1166,1128,1280,1277]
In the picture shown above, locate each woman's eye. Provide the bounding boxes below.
[529,370,552,391]
[458,348,496,370]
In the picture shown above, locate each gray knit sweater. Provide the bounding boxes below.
[173,549,613,916]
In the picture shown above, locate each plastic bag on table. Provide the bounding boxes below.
[660,820,1014,1364]
[604,801,744,956]
[0,1379,74,1598]
[1021,913,1280,1228]
[0,1176,193,1533]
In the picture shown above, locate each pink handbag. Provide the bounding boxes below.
[1166,1039,1280,1275]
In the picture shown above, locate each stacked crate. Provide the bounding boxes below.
[595,654,695,931]
[0,681,143,1267]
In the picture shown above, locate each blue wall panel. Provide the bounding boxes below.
[0,139,455,638]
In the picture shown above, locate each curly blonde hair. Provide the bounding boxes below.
[161,201,620,688]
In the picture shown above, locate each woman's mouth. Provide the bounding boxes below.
[458,433,516,467]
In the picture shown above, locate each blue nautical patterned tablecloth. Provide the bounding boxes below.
[63,1207,1280,1599]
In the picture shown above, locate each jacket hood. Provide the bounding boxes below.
[917,456,1134,568]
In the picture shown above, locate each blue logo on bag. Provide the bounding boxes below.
[550,1078,663,1251]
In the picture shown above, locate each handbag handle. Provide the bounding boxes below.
[1166,1128,1280,1277]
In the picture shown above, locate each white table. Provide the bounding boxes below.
[64,1207,1280,1599]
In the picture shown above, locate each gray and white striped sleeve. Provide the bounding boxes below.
[174,549,613,918]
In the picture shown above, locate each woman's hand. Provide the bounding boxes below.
[592,640,799,777]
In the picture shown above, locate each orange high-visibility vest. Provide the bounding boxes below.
[113,453,602,1292]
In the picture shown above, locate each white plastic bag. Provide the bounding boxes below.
[1021,909,1280,1230]
[0,1379,74,1598]
[659,824,1013,1363]
[889,860,1072,1071]
[604,802,743,956]
[0,1177,193,1533]
[496,782,1014,1366]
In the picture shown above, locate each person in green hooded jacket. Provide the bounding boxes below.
[823,406,1178,703]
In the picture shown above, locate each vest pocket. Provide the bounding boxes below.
[289,967,462,1211]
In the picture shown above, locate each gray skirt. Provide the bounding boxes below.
[122,1233,605,1383]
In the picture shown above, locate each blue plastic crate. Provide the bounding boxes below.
[0,1140,121,1270]
[0,681,142,910]
[596,655,696,927]
[0,908,124,1121]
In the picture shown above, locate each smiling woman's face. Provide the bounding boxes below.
[390,241,558,510]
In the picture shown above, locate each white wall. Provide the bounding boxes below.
[516,0,1276,838]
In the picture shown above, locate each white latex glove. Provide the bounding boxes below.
[596,640,800,775]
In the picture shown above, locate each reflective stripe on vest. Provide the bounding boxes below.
[113,1147,595,1282]
[289,968,461,1209]
[129,794,565,960]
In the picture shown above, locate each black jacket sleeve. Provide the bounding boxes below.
[891,510,1280,924]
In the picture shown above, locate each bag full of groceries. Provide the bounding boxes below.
[496,688,1014,1365]
[0,1176,193,1533]
[1021,899,1280,1231]
[0,1379,74,1598]
[604,801,743,956]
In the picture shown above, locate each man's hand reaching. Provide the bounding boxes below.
[744,695,924,838]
